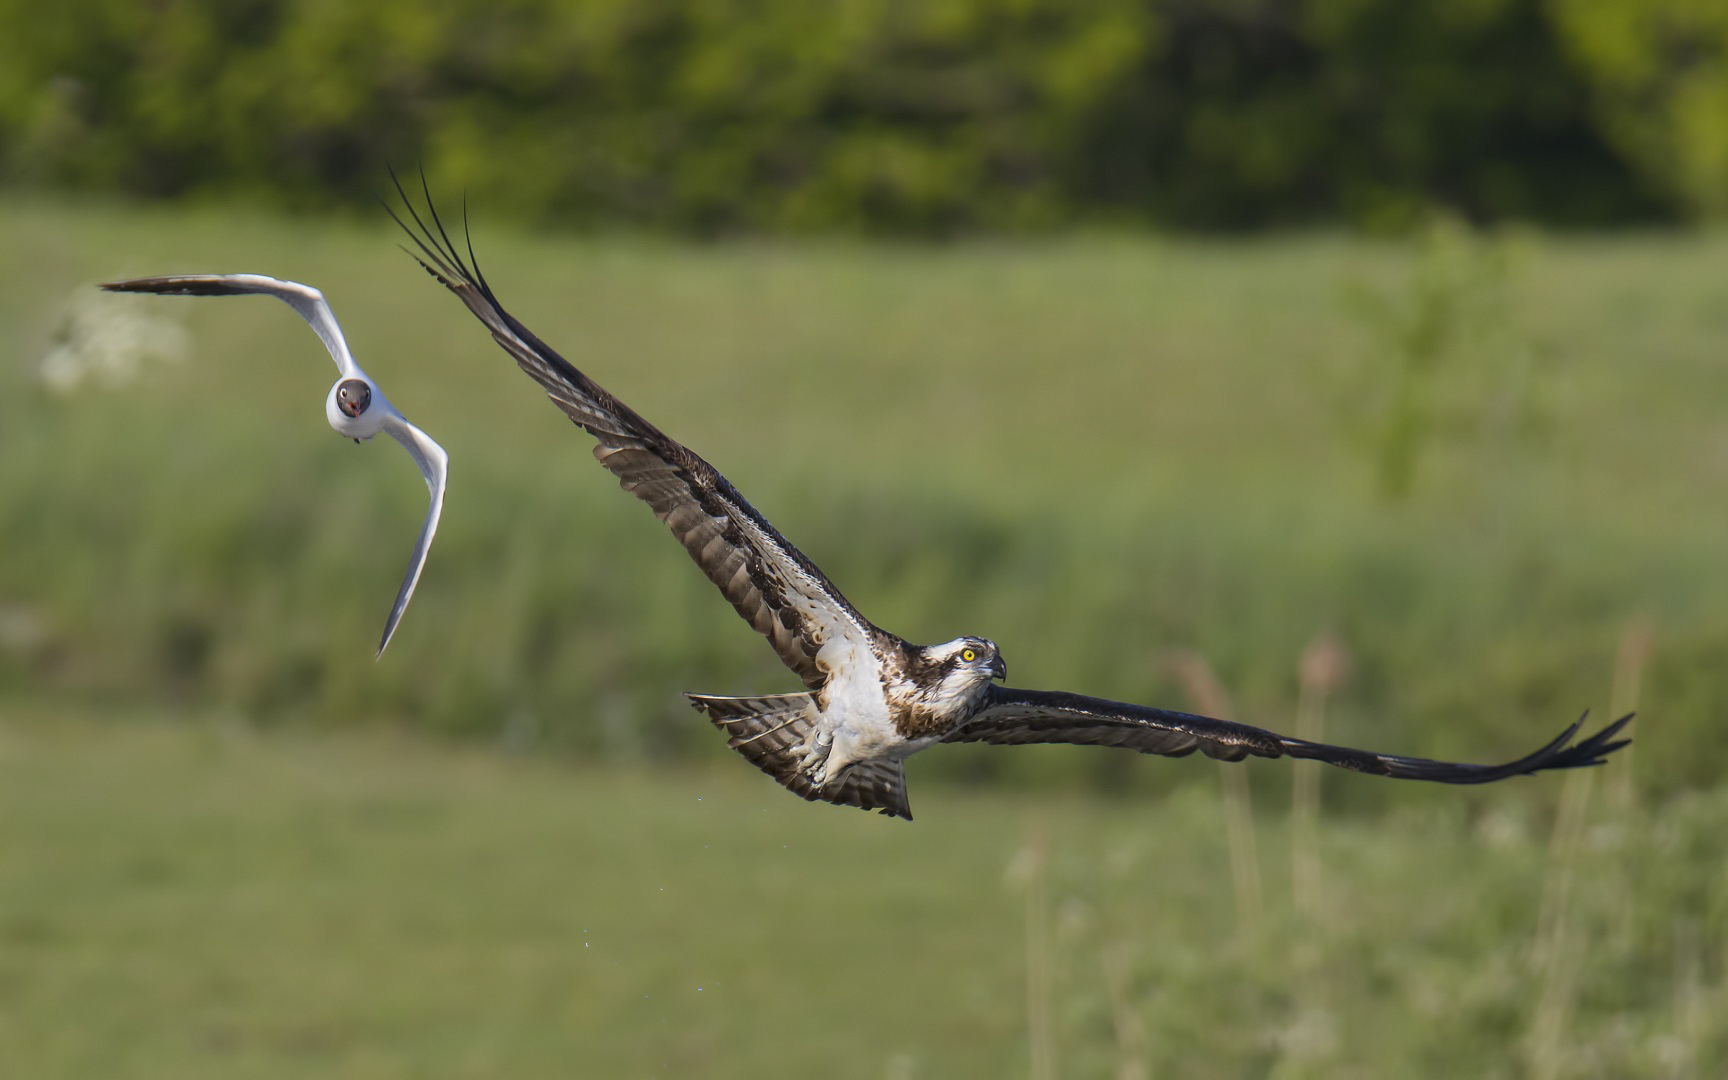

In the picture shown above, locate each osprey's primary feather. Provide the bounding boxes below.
[386,175,1631,821]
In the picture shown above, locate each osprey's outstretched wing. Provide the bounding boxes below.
[948,687,1633,783]
[384,175,874,688]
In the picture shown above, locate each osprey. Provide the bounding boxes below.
[388,179,1631,821]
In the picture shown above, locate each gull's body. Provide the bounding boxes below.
[388,180,1629,820]
[100,274,448,656]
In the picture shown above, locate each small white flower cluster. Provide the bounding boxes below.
[38,292,191,393]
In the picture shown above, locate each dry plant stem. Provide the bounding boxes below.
[1667,919,1704,1080]
[1020,821,1057,1080]
[1533,617,1651,1077]
[1292,633,1348,922]
[1101,945,1149,1080]
[1608,613,1653,812]
[1527,764,1595,1080]
[1166,652,1262,932]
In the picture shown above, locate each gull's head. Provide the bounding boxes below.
[335,378,371,418]
[326,377,387,440]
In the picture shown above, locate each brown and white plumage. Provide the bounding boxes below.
[388,175,1631,821]
[386,187,871,691]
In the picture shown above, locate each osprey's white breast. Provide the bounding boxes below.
[811,633,908,777]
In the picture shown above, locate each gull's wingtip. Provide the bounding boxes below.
[99,277,171,293]
[374,557,417,662]
[376,602,408,660]
[96,275,272,298]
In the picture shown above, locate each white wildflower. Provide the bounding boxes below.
[39,290,190,393]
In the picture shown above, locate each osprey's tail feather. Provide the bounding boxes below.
[687,693,912,820]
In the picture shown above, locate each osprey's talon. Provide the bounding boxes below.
[799,754,831,788]
[794,734,831,777]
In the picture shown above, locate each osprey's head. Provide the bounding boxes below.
[913,636,1007,717]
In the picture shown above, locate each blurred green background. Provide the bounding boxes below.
[2,2,1726,1078]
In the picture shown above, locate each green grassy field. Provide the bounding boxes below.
[1,709,1722,1079]
[0,199,1725,1075]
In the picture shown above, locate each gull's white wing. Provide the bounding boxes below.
[378,414,448,657]
[101,274,363,379]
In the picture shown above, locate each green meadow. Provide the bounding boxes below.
[1,199,1725,1075]
[3,711,1723,1078]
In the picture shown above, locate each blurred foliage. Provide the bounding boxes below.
[1337,216,1551,501]
[1551,0,1728,219]
[0,0,1713,233]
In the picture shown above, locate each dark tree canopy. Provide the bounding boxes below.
[0,0,1717,233]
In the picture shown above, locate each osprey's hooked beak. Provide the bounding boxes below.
[990,654,1007,681]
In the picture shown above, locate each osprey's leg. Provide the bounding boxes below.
[800,727,886,790]
[795,729,837,787]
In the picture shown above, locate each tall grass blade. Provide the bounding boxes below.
[1166,651,1262,933]
[1292,632,1350,922]
[1101,944,1149,1080]
[1608,613,1654,812]
[1009,820,1058,1080]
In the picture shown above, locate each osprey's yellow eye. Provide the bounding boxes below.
[961,648,977,663]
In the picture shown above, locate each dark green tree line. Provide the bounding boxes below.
[0,0,1721,233]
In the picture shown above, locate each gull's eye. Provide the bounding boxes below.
[336,379,372,418]
[961,648,977,663]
